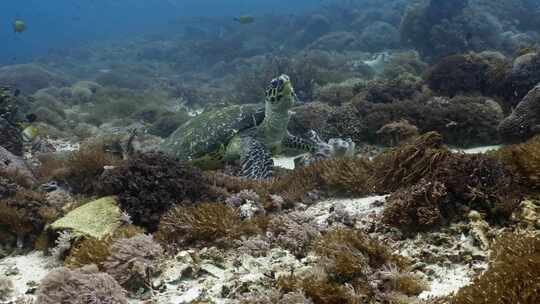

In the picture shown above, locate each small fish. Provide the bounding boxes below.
[234,15,255,25]
[13,19,26,33]
[25,113,37,123]
[22,125,39,142]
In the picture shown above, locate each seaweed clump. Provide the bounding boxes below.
[38,143,119,195]
[425,54,491,97]
[156,202,258,250]
[278,229,421,303]
[103,234,164,293]
[64,225,144,269]
[0,188,59,248]
[98,152,212,232]
[36,265,127,304]
[493,135,540,190]
[375,132,522,232]
[449,231,540,304]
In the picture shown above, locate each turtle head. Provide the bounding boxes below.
[265,74,295,110]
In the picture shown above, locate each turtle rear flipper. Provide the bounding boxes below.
[239,137,274,180]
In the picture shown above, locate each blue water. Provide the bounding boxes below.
[0,0,320,65]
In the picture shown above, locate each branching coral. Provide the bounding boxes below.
[98,152,212,232]
[103,234,164,293]
[36,265,128,304]
[449,231,540,304]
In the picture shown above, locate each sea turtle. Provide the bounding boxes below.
[160,74,317,179]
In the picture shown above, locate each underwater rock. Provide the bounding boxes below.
[0,278,14,301]
[503,51,540,104]
[288,102,333,137]
[0,64,69,94]
[324,95,503,147]
[0,117,23,156]
[0,145,36,186]
[104,234,164,293]
[358,21,400,52]
[50,196,123,240]
[425,53,492,97]
[512,199,540,230]
[401,0,503,60]
[95,69,151,90]
[71,81,101,103]
[307,31,359,51]
[293,14,331,46]
[376,119,419,147]
[498,83,540,143]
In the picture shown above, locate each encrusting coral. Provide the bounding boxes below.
[98,152,212,232]
[103,234,164,293]
[36,265,128,304]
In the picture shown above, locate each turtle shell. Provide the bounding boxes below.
[160,104,264,160]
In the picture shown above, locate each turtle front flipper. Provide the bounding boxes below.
[282,132,317,153]
[239,136,274,180]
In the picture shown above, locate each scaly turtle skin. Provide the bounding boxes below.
[160,74,312,179]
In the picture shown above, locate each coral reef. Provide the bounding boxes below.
[103,234,164,293]
[322,95,503,147]
[156,202,256,249]
[36,265,128,304]
[0,278,14,301]
[98,152,212,232]
[0,188,57,248]
[39,143,119,194]
[378,133,522,232]
[0,64,69,94]
[493,135,540,189]
[0,118,23,156]
[376,119,419,146]
[448,231,540,304]
[498,83,540,143]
